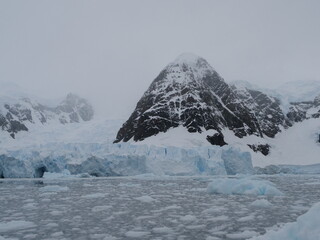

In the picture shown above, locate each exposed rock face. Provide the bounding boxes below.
[248,144,270,156]
[206,133,227,146]
[0,93,94,138]
[114,53,293,145]
[232,86,291,137]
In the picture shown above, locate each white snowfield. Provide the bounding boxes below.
[250,202,320,240]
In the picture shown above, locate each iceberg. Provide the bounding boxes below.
[207,177,283,196]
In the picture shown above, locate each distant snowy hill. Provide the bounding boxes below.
[0,91,94,138]
[277,80,320,103]
[231,79,320,111]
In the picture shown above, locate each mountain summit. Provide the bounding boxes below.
[114,54,293,145]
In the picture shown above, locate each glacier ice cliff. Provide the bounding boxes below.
[0,142,254,178]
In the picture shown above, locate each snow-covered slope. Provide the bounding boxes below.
[252,118,320,167]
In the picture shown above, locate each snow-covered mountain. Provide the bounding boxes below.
[115,54,290,147]
[115,54,319,150]
[0,93,94,138]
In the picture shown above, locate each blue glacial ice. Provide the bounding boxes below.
[0,142,255,178]
[222,148,254,175]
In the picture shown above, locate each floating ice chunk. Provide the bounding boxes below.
[207,177,283,196]
[23,233,37,239]
[118,183,141,188]
[50,211,63,216]
[0,220,36,233]
[186,225,205,230]
[45,223,59,228]
[202,206,226,215]
[82,193,107,199]
[125,231,150,238]
[92,206,112,212]
[180,215,197,222]
[207,215,229,222]
[103,235,118,240]
[152,227,174,234]
[136,215,153,220]
[237,214,255,222]
[22,202,38,210]
[251,199,273,208]
[51,231,64,237]
[227,230,259,239]
[39,185,69,192]
[250,202,320,240]
[135,196,156,203]
[157,205,181,212]
[43,170,71,179]
[206,237,221,240]
[304,181,320,185]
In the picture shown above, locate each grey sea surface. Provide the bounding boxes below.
[0,175,320,240]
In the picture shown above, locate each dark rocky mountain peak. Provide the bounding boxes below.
[114,54,292,144]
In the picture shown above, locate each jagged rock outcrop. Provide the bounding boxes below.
[248,144,270,156]
[206,133,227,146]
[0,93,94,138]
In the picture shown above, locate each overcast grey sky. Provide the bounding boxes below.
[1,0,320,118]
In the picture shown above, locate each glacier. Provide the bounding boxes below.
[0,141,254,178]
